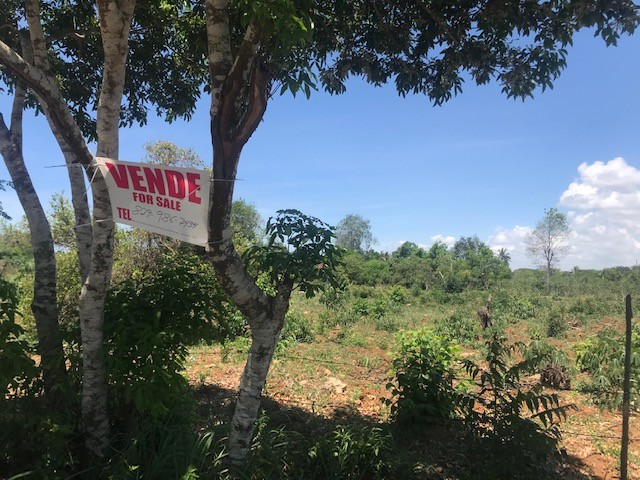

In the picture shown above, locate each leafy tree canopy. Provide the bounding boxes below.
[2,0,637,140]
[453,235,486,260]
[393,241,427,258]
[143,140,205,169]
[335,213,374,252]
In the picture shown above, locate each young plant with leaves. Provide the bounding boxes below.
[576,326,640,411]
[225,209,343,461]
[459,334,575,478]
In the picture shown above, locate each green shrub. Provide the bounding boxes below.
[351,297,370,317]
[459,334,574,479]
[498,292,536,321]
[1,279,77,478]
[369,294,389,319]
[105,254,231,420]
[386,329,460,423]
[306,425,399,479]
[575,326,640,411]
[434,311,479,344]
[387,285,408,306]
[109,421,229,479]
[0,279,36,396]
[423,289,458,305]
[278,310,315,350]
[374,315,399,332]
[567,297,607,322]
[545,308,568,338]
[522,339,573,373]
[247,416,407,479]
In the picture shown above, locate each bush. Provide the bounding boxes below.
[374,315,399,333]
[0,279,36,396]
[459,334,574,479]
[369,294,389,319]
[567,297,607,322]
[522,339,573,373]
[386,329,460,423]
[1,279,78,478]
[108,421,229,479]
[351,297,370,318]
[575,326,640,411]
[105,254,232,421]
[434,311,479,344]
[278,310,315,350]
[387,286,408,306]
[494,292,536,321]
[306,425,399,479]
[248,414,406,480]
[545,307,568,338]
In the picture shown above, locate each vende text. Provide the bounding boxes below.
[105,162,203,212]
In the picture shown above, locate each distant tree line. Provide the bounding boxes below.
[340,236,511,293]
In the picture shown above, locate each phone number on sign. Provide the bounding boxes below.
[132,205,199,229]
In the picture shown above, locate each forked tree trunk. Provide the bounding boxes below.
[20,0,134,456]
[205,0,282,464]
[207,153,293,464]
[0,85,66,399]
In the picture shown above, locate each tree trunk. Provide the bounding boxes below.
[76,0,136,456]
[48,131,92,282]
[0,3,133,454]
[228,321,282,463]
[0,97,66,399]
[22,1,92,282]
[204,0,279,464]
[227,284,292,465]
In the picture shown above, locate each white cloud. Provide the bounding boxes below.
[491,157,640,270]
[430,234,456,248]
[487,226,532,269]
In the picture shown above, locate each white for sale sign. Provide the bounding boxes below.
[95,157,210,246]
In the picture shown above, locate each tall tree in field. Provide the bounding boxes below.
[335,213,375,252]
[203,0,638,464]
[525,207,572,291]
[0,0,202,455]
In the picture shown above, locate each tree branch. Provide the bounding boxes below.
[217,21,262,147]
[9,80,26,147]
[24,0,51,72]
[235,59,269,144]
[0,40,93,167]
[206,0,233,118]
[95,0,135,159]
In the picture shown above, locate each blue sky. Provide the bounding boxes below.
[1,29,639,269]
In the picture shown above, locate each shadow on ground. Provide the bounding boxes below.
[193,383,597,480]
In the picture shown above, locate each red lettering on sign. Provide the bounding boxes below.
[186,173,202,204]
[127,165,146,192]
[165,170,185,199]
[143,167,166,195]
[105,162,129,189]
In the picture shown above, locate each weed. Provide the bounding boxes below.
[386,329,461,424]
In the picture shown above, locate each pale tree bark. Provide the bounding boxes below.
[22,4,93,281]
[0,80,66,399]
[205,0,291,465]
[77,0,136,456]
[0,0,135,455]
